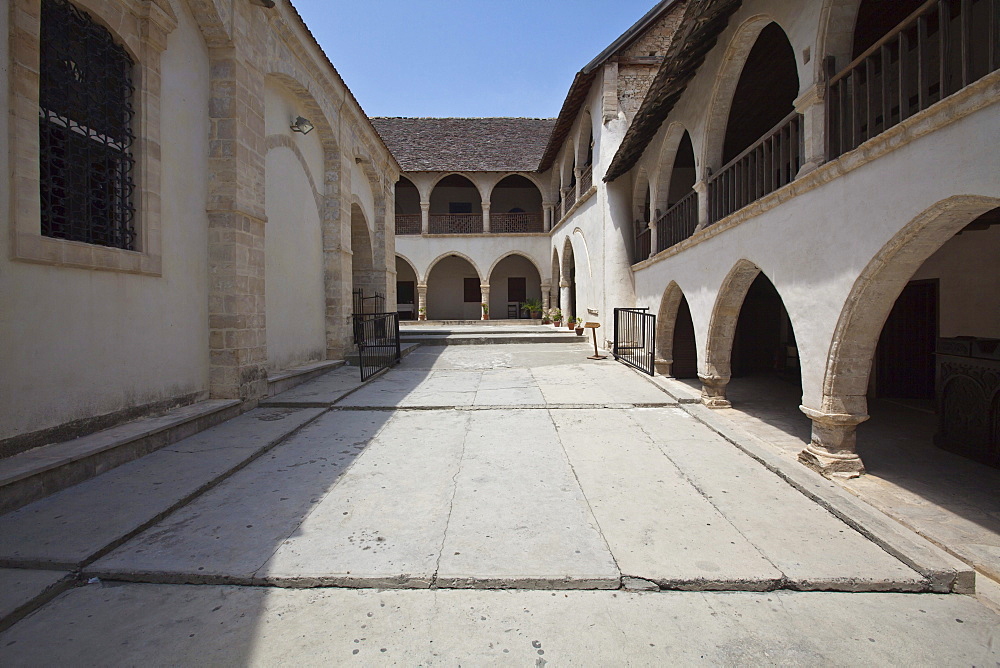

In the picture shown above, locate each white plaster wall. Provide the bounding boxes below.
[911,225,1000,338]
[264,148,326,371]
[0,0,211,440]
[264,80,324,190]
[632,102,1000,412]
[426,256,481,320]
[350,160,375,231]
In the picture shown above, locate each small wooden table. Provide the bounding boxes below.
[584,322,607,359]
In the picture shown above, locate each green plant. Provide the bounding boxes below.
[521,298,543,315]
[550,307,563,322]
[418,306,426,314]
[481,302,489,315]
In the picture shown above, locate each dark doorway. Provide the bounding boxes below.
[508,277,526,304]
[463,277,480,303]
[672,296,698,378]
[732,274,799,382]
[397,281,415,306]
[875,280,938,400]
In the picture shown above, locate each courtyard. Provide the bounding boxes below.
[0,343,997,664]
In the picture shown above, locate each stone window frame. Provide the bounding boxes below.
[8,0,175,275]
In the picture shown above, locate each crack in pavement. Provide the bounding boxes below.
[430,412,471,588]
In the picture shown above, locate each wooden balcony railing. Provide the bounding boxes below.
[633,227,651,264]
[428,213,482,234]
[491,212,544,233]
[655,190,699,253]
[580,164,593,193]
[564,186,577,213]
[708,110,803,225]
[827,0,999,160]
[395,214,421,235]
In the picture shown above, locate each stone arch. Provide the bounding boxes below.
[487,251,544,283]
[424,251,483,285]
[395,253,419,279]
[656,281,687,370]
[488,253,544,319]
[820,195,1000,417]
[264,71,339,154]
[489,175,543,225]
[653,123,697,215]
[550,248,562,308]
[632,169,652,228]
[702,259,765,400]
[350,203,374,272]
[429,173,483,211]
[701,15,796,172]
[561,236,576,279]
[815,0,864,79]
[264,136,322,214]
[575,111,595,169]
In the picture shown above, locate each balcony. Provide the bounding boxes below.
[708,111,804,225]
[395,214,421,235]
[633,227,651,264]
[827,0,999,160]
[656,190,699,254]
[580,164,593,193]
[491,212,544,233]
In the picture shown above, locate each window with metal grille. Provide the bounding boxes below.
[38,0,137,250]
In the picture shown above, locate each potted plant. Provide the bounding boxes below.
[521,298,544,319]
[541,307,552,325]
[574,319,585,336]
[566,316,578,330]
[550,308,563,327]
[418,306,427,321]
[481,302,489,320]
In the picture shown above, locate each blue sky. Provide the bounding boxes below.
[292,0,660,118]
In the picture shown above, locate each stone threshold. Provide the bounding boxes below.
[0,399,241,515]
[401,333,585,346]
[267,359,345,398]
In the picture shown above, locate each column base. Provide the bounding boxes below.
[654,358,673,376]
[797,445,865,479]
[698,374,731,409]
[798,405,869,479]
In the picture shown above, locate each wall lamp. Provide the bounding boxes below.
[290,116,314,135]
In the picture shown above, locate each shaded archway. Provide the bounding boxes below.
[490,175,543,233]
[426,254,483,321]
[806,196,1000,475]
[429,174,482,234]
[632,175,652,264]
[560,238,577,322]
[656,128,698,251]
[394,176,421,236]
[656,282,698,378]
[395,255,418,320]
[488,254,543,319]
[350,203,377,307]
[550,248,561,313]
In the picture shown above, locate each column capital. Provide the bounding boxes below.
[419,201,430,210]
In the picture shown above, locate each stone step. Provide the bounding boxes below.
[344,342,421,368]
[267,360,345,397]
[401,332,587,346]
[0,399,241,515]
[402,319,544,326]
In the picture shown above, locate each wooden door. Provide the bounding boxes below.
[876,280,938,399]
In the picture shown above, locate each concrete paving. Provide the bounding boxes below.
[2,583,998,666]
[0,343,997,662]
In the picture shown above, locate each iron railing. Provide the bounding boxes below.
[395,214,421,235]
[613,307,656,376]
[655,190,699,253]
[580,164,593,192]
[633,227,651,264]
[352,288,385,316]
[490,212,544,233]
[708,110,804,225]
[428,213,482,234]
[827,0,999,160]
[352,312,401,381]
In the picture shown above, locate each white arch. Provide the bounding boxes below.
[423,250,484,285]
[487,251,546,284]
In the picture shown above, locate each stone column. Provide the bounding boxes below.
[206,46,269,403]
[698,373,731,408]
[693,180,709,231]
[543,203,554,230]
[541,284,551,310]
[794,84,826,178]
[480,284,490,320]
[574,167,583,200]
[649,218,658,259]
[420,201,430,235]
[417,283,427,319]
[798,406,868,478]
[481,202,491,233]
[559,280,572,320]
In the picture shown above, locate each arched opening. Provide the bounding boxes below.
[656,283,698,379]
[550,249,561,315]
[395,255,418,320]
[488,254,543,319]
[633,179,652,264]
[578,116,595,192]
[429,174,482,234]
[657,130,698,252]
[350,203,377,311]
[561,239,577,322]
[708,22,801,223]
[394,176,421,236]
[851,0,926,59]
[426,255,482,321]
[490,175,543,233]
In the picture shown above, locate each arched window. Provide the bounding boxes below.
[39,0,136,250]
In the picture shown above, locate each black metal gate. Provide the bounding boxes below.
[353,311,401,381]
[613,307,656,376]
[353,288,385,316]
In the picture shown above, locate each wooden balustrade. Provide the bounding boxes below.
[428,213,482,234]
[394,214,421,235]
[490,212,544,233]
[633,227,651,264]
[580,164,593,193]
[827,0,999,160]
[656,190,699,253]
[708,110,803,225]
[564,186,577,212]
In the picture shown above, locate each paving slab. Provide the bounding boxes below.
[532,362,672,405]
[436,409,620,588]
[0,407,324,568]
[552,408,783,589]
[630,408,927,591]
[88,410,389,584]
[0,568,72,629]
[259,366,364,406]
[257,410,469,587]
[1,583,998,666]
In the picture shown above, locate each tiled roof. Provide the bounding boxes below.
[369,118,557,172]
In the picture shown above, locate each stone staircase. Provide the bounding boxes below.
[400,322,587,346]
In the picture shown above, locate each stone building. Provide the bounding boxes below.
[0,0,398,452]
[383,0,1000,478]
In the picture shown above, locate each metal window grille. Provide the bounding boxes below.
[38,0,137,250]
[613,307,656,376]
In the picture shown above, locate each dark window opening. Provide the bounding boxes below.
[508,277,527,304]
[463,277,480,302]
[39,0,136,250]
[397,281,415,305]
[449,202,472,214]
